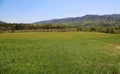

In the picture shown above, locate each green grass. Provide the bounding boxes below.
[0,32,120,74]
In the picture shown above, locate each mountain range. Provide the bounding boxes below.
[1,14,120,26]
[34,14,120,26]
[0,21,6,24]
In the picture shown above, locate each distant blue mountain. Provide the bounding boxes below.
[0,21,6,24]
[34,14,120,26]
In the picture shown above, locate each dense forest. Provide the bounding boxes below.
[0,14,120,33]
[0,23,120,34]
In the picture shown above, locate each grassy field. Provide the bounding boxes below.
[0,32,120,74]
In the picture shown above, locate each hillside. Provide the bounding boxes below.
[0,21,6,24]
[34,14,120,26]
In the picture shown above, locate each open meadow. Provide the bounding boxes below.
[0,32,120,74]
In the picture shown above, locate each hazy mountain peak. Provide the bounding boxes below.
[34,14,120,24]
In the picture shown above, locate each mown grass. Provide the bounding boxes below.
[0,32,120,74]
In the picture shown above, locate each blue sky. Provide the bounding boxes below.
[0,0,120,23]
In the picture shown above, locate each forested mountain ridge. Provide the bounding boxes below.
[1,14,120,33]
[1,14,120,26]
[34,14,120,26]
[0,21,6,24]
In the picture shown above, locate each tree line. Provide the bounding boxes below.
[77,26,120,34]
[0,23,120,34]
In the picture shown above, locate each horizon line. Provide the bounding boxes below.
[1,13,120,24]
